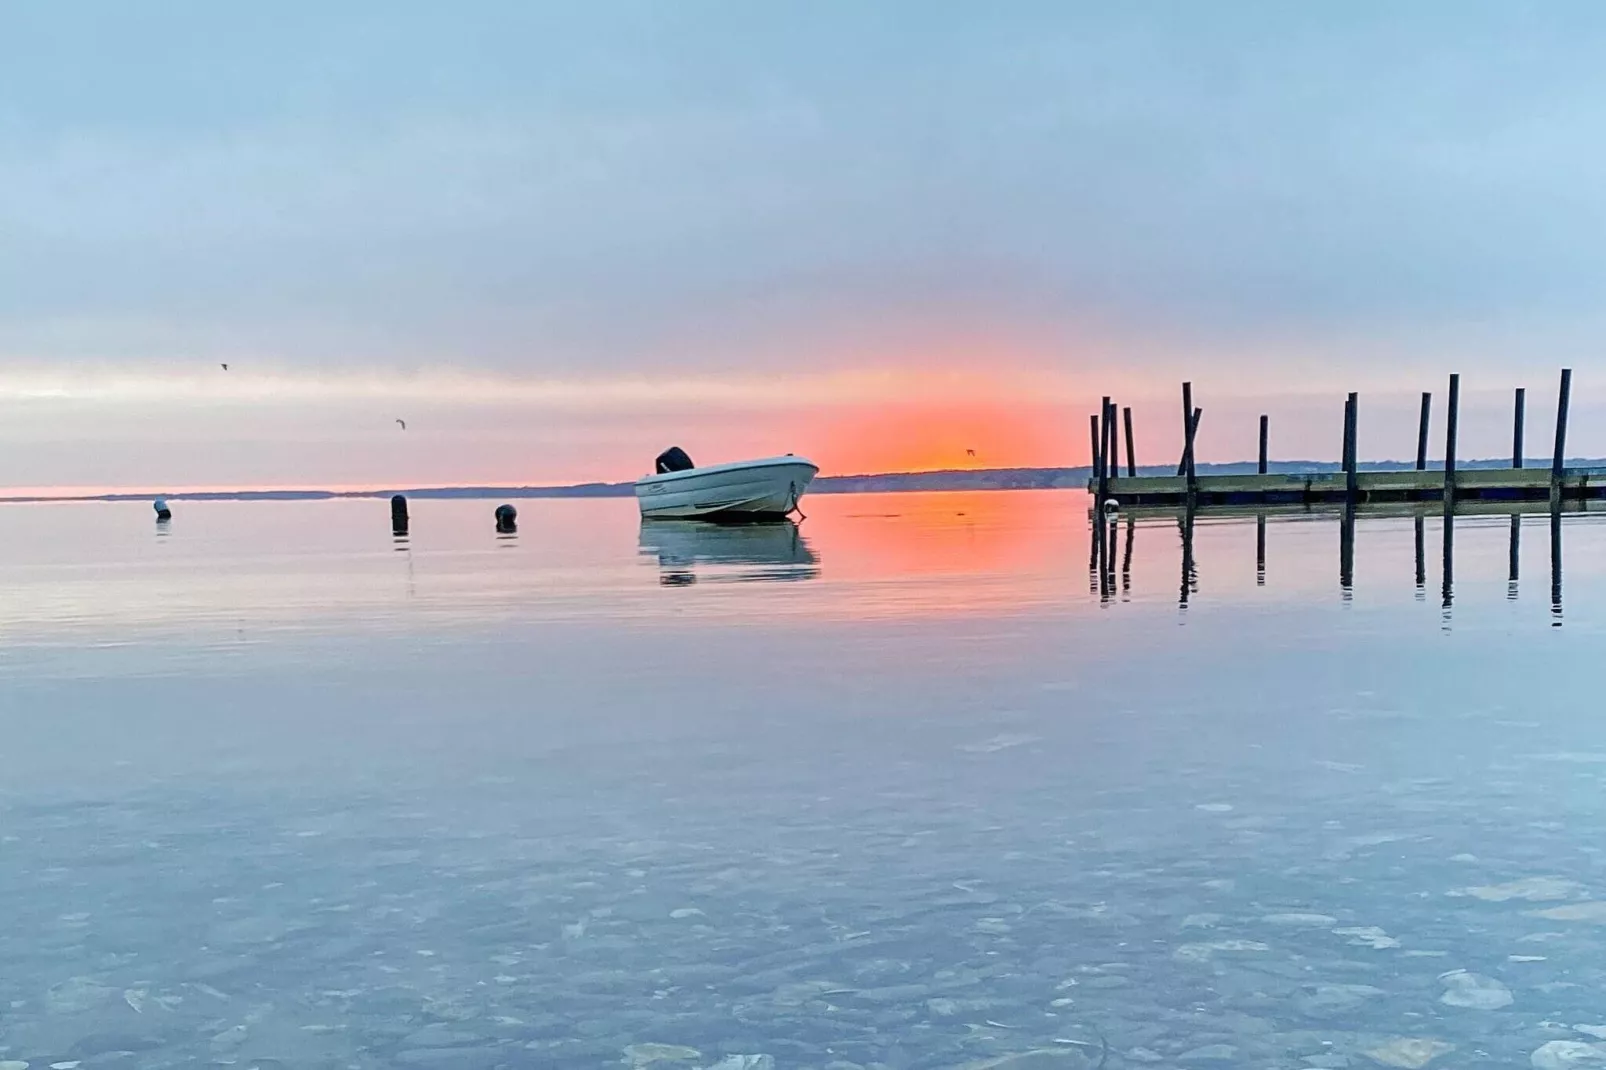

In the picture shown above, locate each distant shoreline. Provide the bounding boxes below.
[4,457,1603,504]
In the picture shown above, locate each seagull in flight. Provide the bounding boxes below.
[220,363,228,371]
[966,448,976,458]
[395,419,407,430]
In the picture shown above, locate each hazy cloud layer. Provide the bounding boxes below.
[4,3,1606,483]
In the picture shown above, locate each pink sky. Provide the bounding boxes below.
[0,358,1593,494]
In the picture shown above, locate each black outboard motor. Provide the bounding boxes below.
[655,446,695,474]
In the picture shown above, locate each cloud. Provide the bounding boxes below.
[5,2,1606,491]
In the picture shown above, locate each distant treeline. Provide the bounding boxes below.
[5,459,1604,504]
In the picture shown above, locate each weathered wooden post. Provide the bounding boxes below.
[1416,392,1432,471]
[1103,397,1118,491]
[1512,387,1526,468]
[1343,393,1359,504]
[1258,414,1269,475]
[1552,368,1572,503]
[1177,382,1194,476]
[1122,406,1136,477]
[1088,413,1101,488]
[1444,374,1460,508]
[495,504,517,533]
[1184,407,1201,505]
[391,494,408,536]
[1096,400,1111,503]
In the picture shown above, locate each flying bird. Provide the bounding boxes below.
[966,448,976,458]
[395,419,407,430]
[220,363,228,371]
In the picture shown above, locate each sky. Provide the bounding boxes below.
[5,2,1606,490]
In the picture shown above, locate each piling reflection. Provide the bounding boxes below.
[1414,515,1425,597]
[1553,506,1564,625]
[1508,515,1520,601]
[1255,515,1265,587]
[1103,502,1578,623]
[638,520,819,586]
[1340,506,1355,600]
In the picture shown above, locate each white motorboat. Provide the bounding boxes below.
[634,448,818,520]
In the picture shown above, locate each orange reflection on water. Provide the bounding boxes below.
[808,491,1076,581]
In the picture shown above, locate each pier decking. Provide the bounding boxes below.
[1095,466,1606,508]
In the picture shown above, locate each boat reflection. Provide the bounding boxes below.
[638,520,820,586]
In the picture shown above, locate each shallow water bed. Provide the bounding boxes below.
[2,492,1604,1069]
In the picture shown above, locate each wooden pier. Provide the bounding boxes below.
[1087,369,1592,510]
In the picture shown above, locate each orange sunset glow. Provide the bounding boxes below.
[810,399,1073,475]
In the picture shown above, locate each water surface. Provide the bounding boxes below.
[2,491,1605,1069]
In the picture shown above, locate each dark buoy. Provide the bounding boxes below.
[390,494,409,536]
[495,504,517,533]
[153,498,172,522]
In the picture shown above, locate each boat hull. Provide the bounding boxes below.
[634,457,818,520]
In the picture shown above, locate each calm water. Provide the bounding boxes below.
[3,491,1606,1070]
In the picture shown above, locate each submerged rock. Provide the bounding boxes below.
[1454,877,1585,902]
[1364,1038,1454,1068]
[1439,970,1514,1010]
[1333,925,1402,949]
[705,1058,774,1070]
[1173,940,1270,963]
[1261,912,1339,927]
[1532,1041,1606,1070]
[625,1044,703,1068]
[960,1051,1093,1070]
[1176,1044,1237,1063]
[1531,902,1606,923]
[1296,983,1385,1017]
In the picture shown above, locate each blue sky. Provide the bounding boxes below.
[3,3,1606,486]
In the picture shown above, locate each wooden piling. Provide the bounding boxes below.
[1258,415,1269,475]
[1552,368,1572,493]
[1342,393,1359,503]
[1096,400,1111,502]
[1415,392,1431,471]
[1103,398,1118,494]
[1123,406,1136,477]
[391,494,409,535]
[1512,387,1526,468]
[1444,374,1460,507]
[1178,382,1194,476]
[1184,407,1201,504]
[1088,413,1102,484]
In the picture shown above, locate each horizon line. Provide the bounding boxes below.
[4,455,1603,505]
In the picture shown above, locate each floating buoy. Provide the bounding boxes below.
[153,498,172,522]
[390,494,408,535]
[1102,498,1120,513]
[494,504,517,533]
